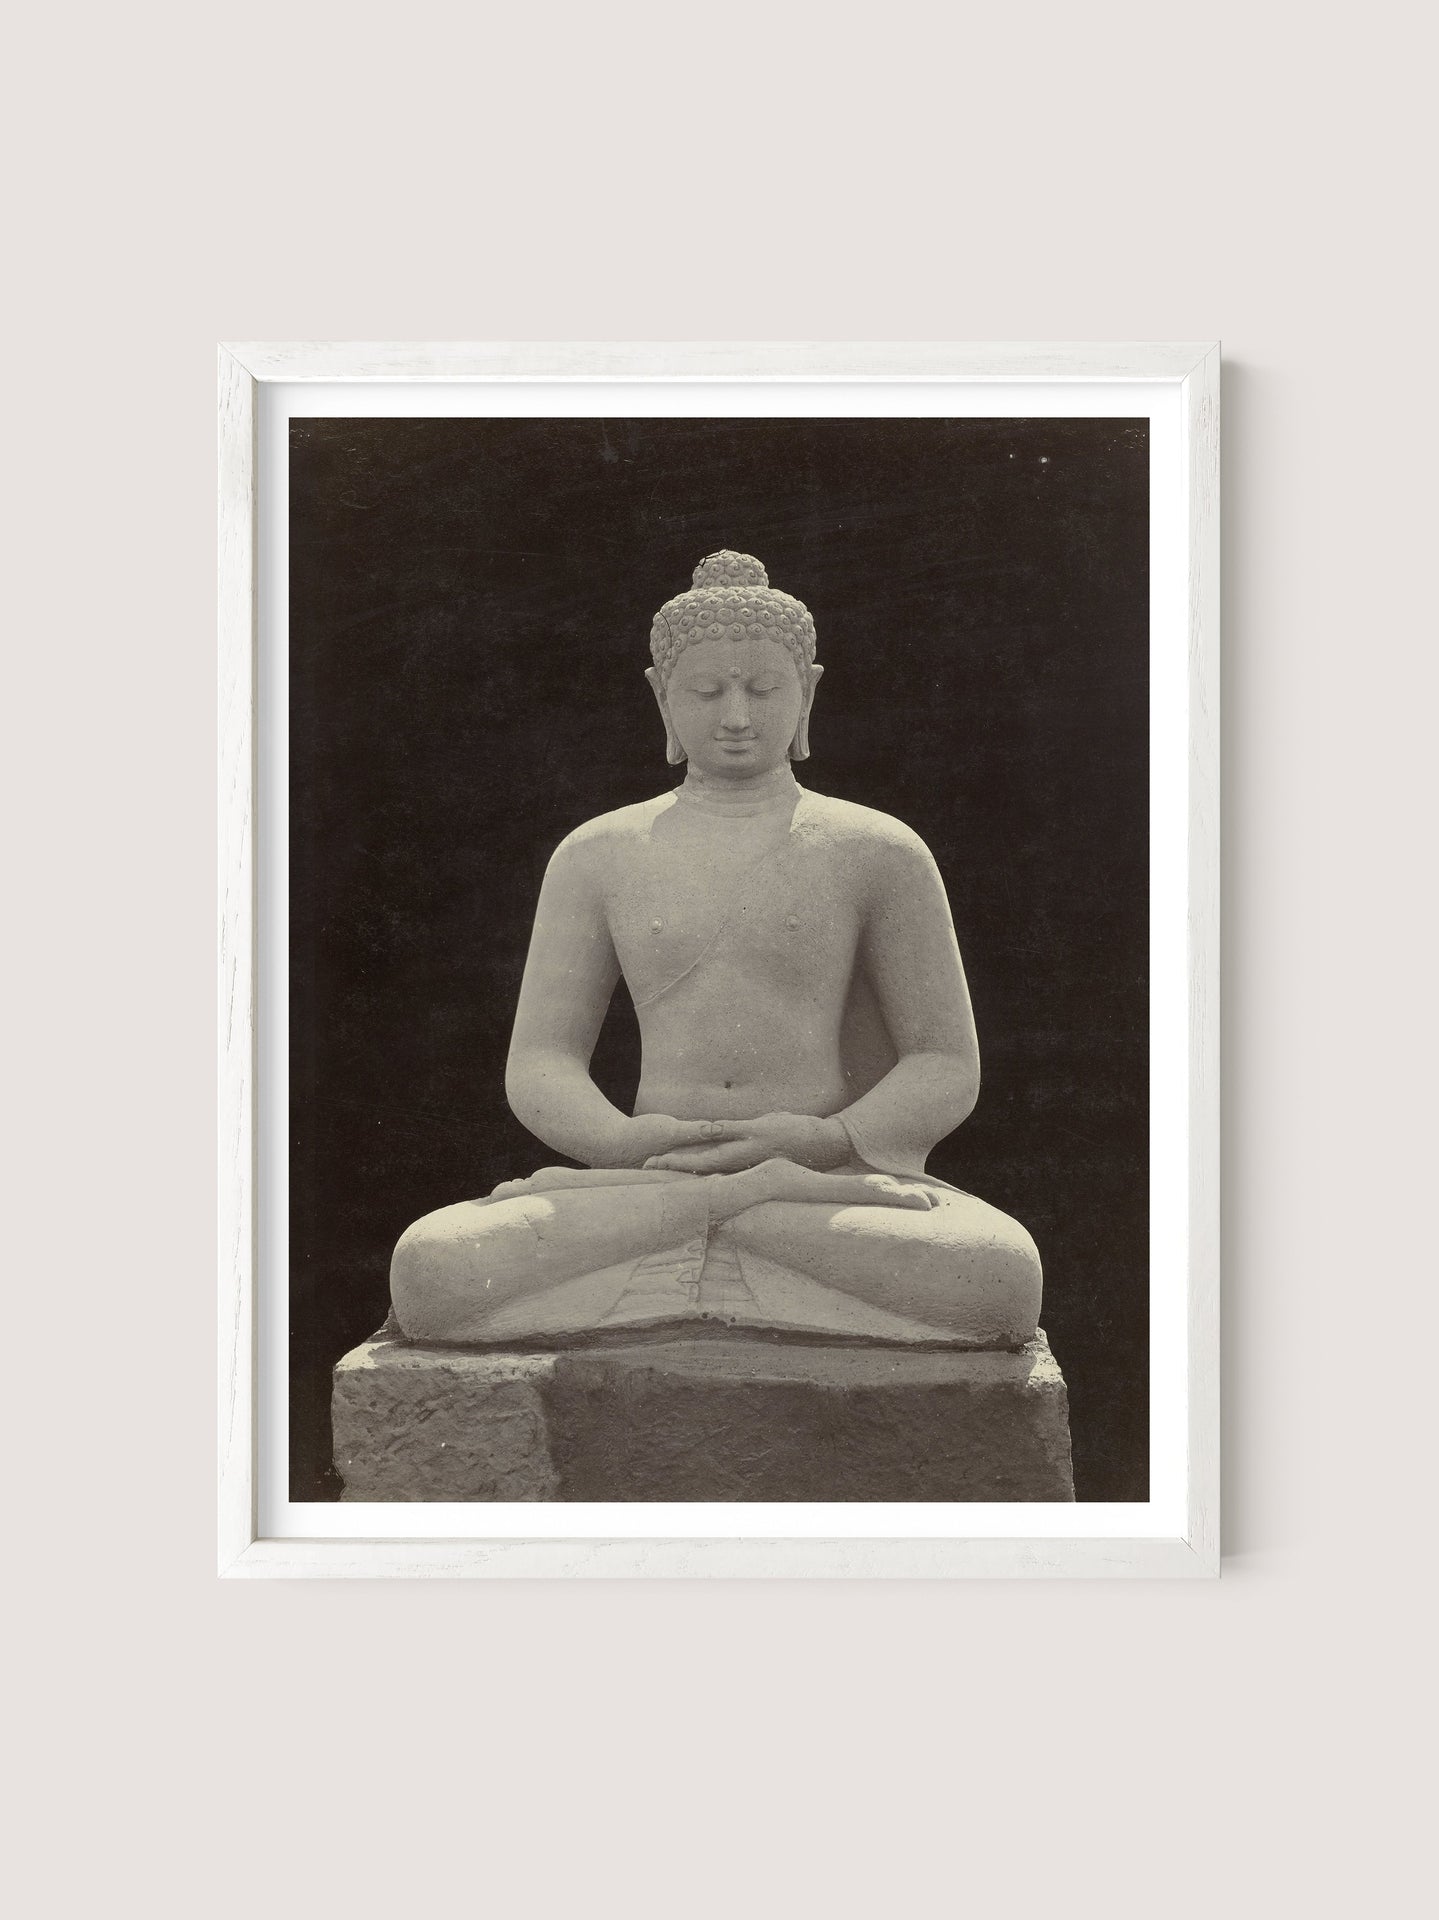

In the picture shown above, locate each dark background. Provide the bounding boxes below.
[289,416,1149,1501]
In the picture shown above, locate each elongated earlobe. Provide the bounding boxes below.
[645,666,686,766]
[789,664,822,762]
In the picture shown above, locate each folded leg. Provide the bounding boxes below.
[726,1187,1042,1347]
[391,1176,709,1342]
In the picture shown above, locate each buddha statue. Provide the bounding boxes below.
[390,551,1043,1348]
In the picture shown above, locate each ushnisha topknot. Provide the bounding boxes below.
[649,550,818,683]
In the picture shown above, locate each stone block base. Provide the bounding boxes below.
[332,1327,1075,1502]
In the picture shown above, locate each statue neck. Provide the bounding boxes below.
[675,764,802,817]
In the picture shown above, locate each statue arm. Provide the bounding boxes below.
[504,835,717,1170]
[503,837,640,1167]
[838,832,981,1177]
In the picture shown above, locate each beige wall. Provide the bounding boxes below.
[7,1,1432,1914]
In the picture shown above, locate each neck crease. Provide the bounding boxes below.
[675,765,803,816]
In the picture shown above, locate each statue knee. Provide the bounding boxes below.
[389,1209,462,1342]
[389,1198,538,1340]
[979,1219,1043,1347]
[908,1203,1042,1346]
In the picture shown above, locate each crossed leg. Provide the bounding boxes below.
[390,1179,690,1342]
[725,1187,1042,1347]
[391,1165,1042,1349]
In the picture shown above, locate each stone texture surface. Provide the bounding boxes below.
[333,1328,1075,1503]
[331,1343,561,1501]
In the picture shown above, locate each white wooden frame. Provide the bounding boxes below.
[219,342,1220,1578]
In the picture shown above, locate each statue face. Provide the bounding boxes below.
[653,633,815,778]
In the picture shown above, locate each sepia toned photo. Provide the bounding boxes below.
[287,413,1150,1505]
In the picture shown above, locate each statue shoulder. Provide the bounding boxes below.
[547,794,676,877]
[797,790,938,868]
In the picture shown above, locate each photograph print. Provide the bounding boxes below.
[289,413,1149,1504]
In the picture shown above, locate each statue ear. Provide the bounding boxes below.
[790,663,823,762]
[645,667,686,766]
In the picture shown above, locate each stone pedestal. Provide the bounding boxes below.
[332,1327,1075,1502]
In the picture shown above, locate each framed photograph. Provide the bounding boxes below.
[219,342,1219,1578]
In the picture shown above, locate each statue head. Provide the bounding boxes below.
[645,551,824,774]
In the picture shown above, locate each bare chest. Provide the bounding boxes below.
[605,830,862,1009]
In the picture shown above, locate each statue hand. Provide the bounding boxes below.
[706,1158,939,1219]
[620,1113,734,1169]
[643,1112,849,1174]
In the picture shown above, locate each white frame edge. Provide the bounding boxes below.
[219,346,257,1574]
[217,342,1221,1580]
[224,340,1214,383]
